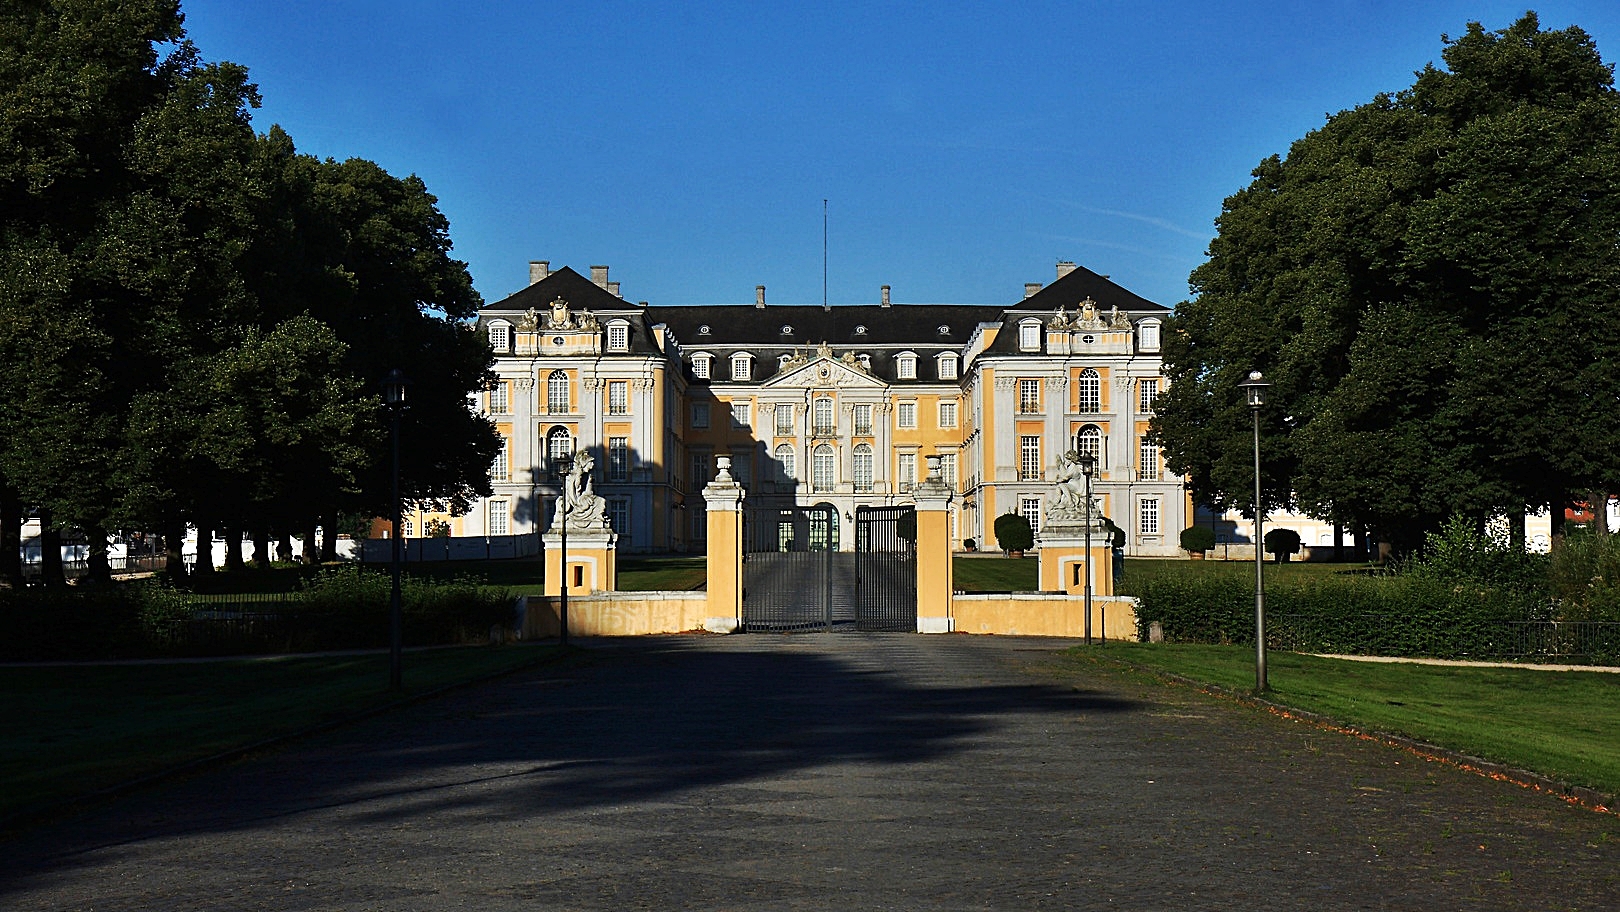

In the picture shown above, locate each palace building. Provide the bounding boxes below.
[444,260,1189,556]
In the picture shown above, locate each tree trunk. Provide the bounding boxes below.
[0,482,23,588]
[223,522,246,572]
[320,510,339,562]
[163,519,187,582]
[38,508,66,588]
[275,532,294,563]
[1550,493,1567,552]
[302,520,321,564]
[1507,511,1526,550]
[194,523,215,575]
[1593,491,1610,538]
[1332,522,1344,562]
[84,524,113,586]
[251,527,270,566]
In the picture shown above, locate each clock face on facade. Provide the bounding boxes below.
[819,366,830,378]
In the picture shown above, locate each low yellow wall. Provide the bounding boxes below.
[522,591,709,639]
[951,593,1139,640]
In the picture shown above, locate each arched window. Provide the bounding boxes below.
[606,320,630,351]
[487,321,511,353]
[853,444,873,492]
[547,369,570,414]
[895,352,917,380]
[1077,368,1101,413]
[936,353,958,380]
[775,443,796,482]
[1076,424,1103,467]
[1137,319,1162,352]
[546,427,573,477]
[731,352,753,381]
[691,353,712,379]
[813,444,835,492]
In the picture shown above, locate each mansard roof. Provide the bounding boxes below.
[1018,263,1170,315]
[481,265,632,314]
[646,303,1005,348]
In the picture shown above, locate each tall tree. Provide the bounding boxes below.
[1152,13,1620,551]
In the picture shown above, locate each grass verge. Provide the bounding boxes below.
[0,644,561,826]
[1085,642,1620,798]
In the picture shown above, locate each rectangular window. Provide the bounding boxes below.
[1021,496,1042,534]
[813,398,836,435]
[1019,322,1040,350]
[775,404,793,434]
[1138,440,1160,481]
[938,400,958,429]
[488,382,509,414]
[897,356,916,379]
[608,380,628,415]
[609,437,629,482]
[1139,378,1159,414]
[488,323,510,352]
[731,400,750,428]
[813,447,835,492]
[691,449,712,489]
[492,442,509,482]
[1140,498,1161,535]
[608,500,629,539]
[939,452,958,486]
[488,501,509,536]
[897,452,916,492]
[608,323,629,351]
[691,401,709,429]
[853,404,872,435]
[938,355,958,380]
[730,449,752,486]
[897,402,917,429]
[731,355,751,381]
[1020,436,1042,481]
[1019,379,1040,413]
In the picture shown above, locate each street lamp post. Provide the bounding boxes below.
[382,369,408,692]
[1238,370,1271,692]
[554,454,571,646]
[1077,450,1098,645]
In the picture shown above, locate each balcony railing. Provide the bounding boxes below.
[853,423,872,435]
[812,424,837,437]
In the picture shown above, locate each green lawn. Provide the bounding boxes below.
[1084,642,1620,796]
[0,645,563,826]
[181,555,707,599]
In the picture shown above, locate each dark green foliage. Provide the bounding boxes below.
[1152,13,1620,549]
[1263,528,1301,559]
[1179,526,1217,553]
[1548,532,1620,621]
[993,512,1033,553]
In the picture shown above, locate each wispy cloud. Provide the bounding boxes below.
[1036,233,1200,264]
[1058,203,1209,240]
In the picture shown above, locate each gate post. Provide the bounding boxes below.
[702,456,745,633]
[913,455,955,633]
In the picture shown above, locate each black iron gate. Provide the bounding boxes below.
[742,503,836,632]
[854,505,918,632]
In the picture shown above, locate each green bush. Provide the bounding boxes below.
[1549,531,1620,622]
[1263,527,1301,559]
[994,513,1034,553]
[1179,526,1216,553]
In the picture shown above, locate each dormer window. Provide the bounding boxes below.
[607,321,630,351]
[692,353,713,379]
[487,321,512,353]
[778,353,793,369]
[858,353,871,370]
[1138,319,1162,352]
[895,352,917,380]
[731,352,753,381]
[1018,320,1041,351]
[937,353,959,380]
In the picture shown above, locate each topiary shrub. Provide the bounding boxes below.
[1179,526,1216,554]
[1264,527,1302,562]
[994,513,1034,555]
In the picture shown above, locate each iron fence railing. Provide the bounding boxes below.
[1265,613,1620,663]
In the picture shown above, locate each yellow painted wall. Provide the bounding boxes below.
[523,592,709,638]
[951,593,1139,640]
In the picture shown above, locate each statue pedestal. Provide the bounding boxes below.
[1037,524,1113,597]
[543,528,618,595]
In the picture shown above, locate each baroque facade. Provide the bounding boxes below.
[449,260,1190,556]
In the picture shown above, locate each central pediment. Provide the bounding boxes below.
[763,354,886,390]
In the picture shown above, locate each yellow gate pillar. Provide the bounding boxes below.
[913,455,955,633]
[702,456,745,634]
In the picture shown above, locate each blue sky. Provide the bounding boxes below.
[182,1,1620,310]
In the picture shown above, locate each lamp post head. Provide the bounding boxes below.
[1077,452,1098,478]
[382,369,408,408]
[1239,370,1270,409]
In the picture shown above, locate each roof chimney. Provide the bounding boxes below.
[1056,261,1077,279]
[1024,282,1043,298]
[608,281,621,297]
[881,285,891,307]
[528,261,549,285]
[591,265,609,288]
[755,285,766,308]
